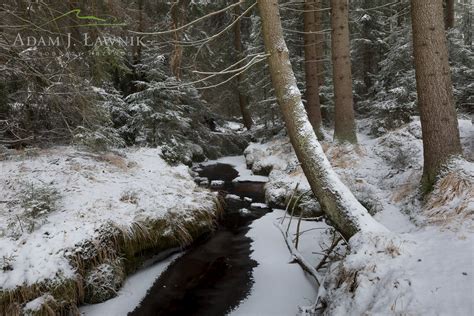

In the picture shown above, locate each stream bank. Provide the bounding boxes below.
[129,161,271,315]
[81,156,321,316]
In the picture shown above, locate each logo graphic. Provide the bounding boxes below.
[43,9,127,28]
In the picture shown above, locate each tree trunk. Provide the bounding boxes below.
[462,0,473,46]
[257,0,387,240]
[411,0,463,190]
[304,0,324,139]
[361,0,376,95]
[314,0,325,86]
[445,0,455,29]
[134,0,144,65]
[234,4,253,130]
[330,0,357,143]
[170,0,188,79]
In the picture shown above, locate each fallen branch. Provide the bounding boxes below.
[274,220,321,286]
[0,136,34,145]
[315,236,342,271]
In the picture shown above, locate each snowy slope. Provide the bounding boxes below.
[0,147,216,291]
[243,118,473,315]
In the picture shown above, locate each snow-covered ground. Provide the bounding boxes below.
[243,118,473,315]
[0,147,217,312]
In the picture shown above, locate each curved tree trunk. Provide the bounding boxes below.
[304,0,324,139]
[257,0,387,240]
[411,0,462,190]
[330,0,357,144]
[234,4,253,130]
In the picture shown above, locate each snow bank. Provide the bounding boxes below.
[80,254,180,316]
[322,228,473,315]
[0,147,217,313]
[243,118,473,315]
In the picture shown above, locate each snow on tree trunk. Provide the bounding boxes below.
[304,0,324,139]
[411,0,463,190]
[330,0,358,144]
[257,0,387,239]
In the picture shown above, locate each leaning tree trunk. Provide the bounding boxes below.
[304,0,324,139]
[257,0,387,240]
[234,4,253,130]
[411,0,463,190]
[445,0,455,29]
[330,0,357,143]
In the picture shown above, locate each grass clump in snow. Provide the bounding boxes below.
[84,259,125,304]
[5,183,61,239]
[22,294,58,316]
[20,184,60,219]
[423,161,474,230]
[0,277,81,316]
[1,254,16,272]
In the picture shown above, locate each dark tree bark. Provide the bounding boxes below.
[304,0,323,139]
[257,0,386,240]
[462,0,473,46]
[330,0,357,143]
[314,0,325,86]
[411,0,463,190]
[234,4,253,130]
[170,0,189,79]
[445,0,455,29]
[361,0,377,95]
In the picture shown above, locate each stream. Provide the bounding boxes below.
[128,162,271,316]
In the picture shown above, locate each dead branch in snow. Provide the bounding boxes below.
[275,220,321,287]
[315,236,343,271]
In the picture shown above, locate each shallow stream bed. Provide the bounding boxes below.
[128,162,271,316]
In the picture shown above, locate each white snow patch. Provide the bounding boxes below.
[203,156,268,183]
[250,203,268,209]
[80,254,180,316]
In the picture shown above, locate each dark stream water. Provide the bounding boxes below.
[129,163,270,316]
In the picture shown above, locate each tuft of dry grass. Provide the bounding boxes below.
[100,153,129,171]
[334,266,359,294]
[385,241,401,258]
[391,171,420,203]
[423,172,474,230]
[324,144,365,170]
